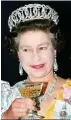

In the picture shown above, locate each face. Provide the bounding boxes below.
[18,30,56,79]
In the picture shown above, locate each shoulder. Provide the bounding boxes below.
[56,77,71,88]
[1,80,11,91]
[55,77,66,90]
[56,77,71,100]
[54,78,71,119]
[55,77,71,100]
[56,77,71,94]
[63,78,71,88]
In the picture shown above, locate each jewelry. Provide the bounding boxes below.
[8,4,59,32]
[69,96,71,104]
[19,107,24,112]
[59,102,67,119]
[19,62,23,76]
[39,77,57,102]
[54,55,58,72]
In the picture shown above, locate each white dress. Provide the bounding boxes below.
[1,80,71,119]
[1,80,40,119]
[1,80,23,115]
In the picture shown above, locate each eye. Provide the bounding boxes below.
[22,48,32,52]
[39,47,47,50]
[23,49,28,52]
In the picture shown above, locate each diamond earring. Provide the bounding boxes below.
[19,62,23,76]
[54,56,58,72]
[53,56,58,78]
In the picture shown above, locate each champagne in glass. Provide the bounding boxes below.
[18,81,44,119]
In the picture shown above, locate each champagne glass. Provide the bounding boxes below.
[18,81,44,119]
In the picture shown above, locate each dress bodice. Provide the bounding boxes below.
[1,79,71,119]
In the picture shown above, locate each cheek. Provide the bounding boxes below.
[18,51,32,65]
[18,51,25,62]
[48,51,54,63]
[43,50,54,72]
[42,48,54,64]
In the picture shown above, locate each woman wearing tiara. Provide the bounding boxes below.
[1,3,71,119]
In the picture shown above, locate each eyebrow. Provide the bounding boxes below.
[20,42,49,48]
[38,42,49,46]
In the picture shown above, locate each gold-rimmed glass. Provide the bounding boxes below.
[18,81,44,119]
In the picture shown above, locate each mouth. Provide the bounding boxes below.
[30,64,45,69]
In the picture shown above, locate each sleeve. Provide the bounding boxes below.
[63,79,71,104]
[54,79,71,119]
[1,80,22,115]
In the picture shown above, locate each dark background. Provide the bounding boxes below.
[1,1,71,86]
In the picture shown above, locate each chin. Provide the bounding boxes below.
[31,71,47,78]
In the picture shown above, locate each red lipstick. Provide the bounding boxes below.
[30,64,45,69]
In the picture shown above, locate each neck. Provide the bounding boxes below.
[28,71,56,86]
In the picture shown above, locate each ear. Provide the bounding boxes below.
[54,49,57,56]
[17,51,20,60]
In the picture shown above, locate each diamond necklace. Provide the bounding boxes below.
[39,77,57,102]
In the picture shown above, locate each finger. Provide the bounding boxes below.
[26,98,36,106]
[14,98,35,106]
[7,107,28,119]
[14,108,27,113]
[31,105,37,111]
[14,98,26,103]
[11,98,27,108]
[13,97,36,106]
[15,111,27,118]
[12,102,26,108]
[12,98,36,111]
[12,108,29,116]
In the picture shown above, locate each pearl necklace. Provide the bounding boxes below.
[39,78,57,102]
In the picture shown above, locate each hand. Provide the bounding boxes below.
[2,98,36,119]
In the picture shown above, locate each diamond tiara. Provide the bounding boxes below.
[8,4,59,32]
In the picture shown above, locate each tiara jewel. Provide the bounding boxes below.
[8,4,59,32]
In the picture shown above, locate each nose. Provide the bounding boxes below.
[32,50,41,62]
